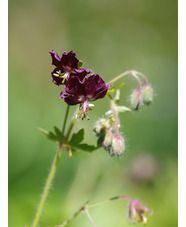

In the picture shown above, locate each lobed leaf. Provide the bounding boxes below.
[69,129,84,145]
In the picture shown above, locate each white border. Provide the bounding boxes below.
[1,0,8,226]
[178,0,185,226]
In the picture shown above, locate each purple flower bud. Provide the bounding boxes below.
[111,134,125,157]
[142,84,153,105]
[49,50,91,85]
[127,198,152,224]
[130,89,143,110]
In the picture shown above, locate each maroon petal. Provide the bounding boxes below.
[61,51,79,68]
[72,68,92,81]
[84,74,110,101]
[60,91,80,105]
[64,76,86,97]
[49,50,61,68]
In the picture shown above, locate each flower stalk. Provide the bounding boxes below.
[31,106,76,227]
[31,146,63,227]
[56,195,152,227]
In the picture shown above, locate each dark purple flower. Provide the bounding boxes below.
[60,74,111,118]
[50,50,91,85]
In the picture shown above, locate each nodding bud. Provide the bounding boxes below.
[111,134,125,157]
[103,130,113,148]
[142,84,153,105]
[103,130,113,150]
[93,118,110,135]
[130,89,143,110]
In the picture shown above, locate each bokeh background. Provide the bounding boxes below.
[8,0,178,226]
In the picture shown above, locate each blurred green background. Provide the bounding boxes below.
[8,0,177,226]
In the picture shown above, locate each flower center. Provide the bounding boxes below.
[53,70,70,84]
[78,101,94,120]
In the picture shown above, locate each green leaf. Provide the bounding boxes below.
[107,83,124,95]
[54,126,64,141]
[116,106,132,112]
[37,126,64,143]
[78,60,83,68]
[97,134,105,147]
[37,127,57,141]
[48,131,58,141]
[69,129,84,145]
[71,143,99,152]
[69,128,100,153]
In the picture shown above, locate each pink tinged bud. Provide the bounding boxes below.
[142,84,153,105]
[111,134,125,157]
[103,130,113,147]
[127,199,152,224]
[130,89,143,110]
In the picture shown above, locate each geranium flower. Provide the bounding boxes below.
[60,74,111,118]
[50,50,91,85]
[127,198,152,224]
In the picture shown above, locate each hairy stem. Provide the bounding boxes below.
[31,106,76,227]
[56,202,88,227]
[31,146,63,227]
[110,98,120,128]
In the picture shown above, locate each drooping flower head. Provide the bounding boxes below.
[60,74,111,119]
[50,50,91,85]
[127,198,152,224]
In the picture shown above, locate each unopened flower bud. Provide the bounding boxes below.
[103,130,113,148]
[130,89,143,110]
[142,84,153,105]
[93,118,110,135]
[111,134,125,157]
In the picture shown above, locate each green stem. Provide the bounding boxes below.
[64,107,79,143]
[57,196,132,226]
[132,70,149,85]
[108,70,131,84]
[131,71,141,90]
[84,208,97,227]
[87,195,131,209]
[56,202,88,227]
[31,105,75,227]
[31,146,63,227]
[108,70,148,87]
[61,105,70,144]
[110,98,120,128]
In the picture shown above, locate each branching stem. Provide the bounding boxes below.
[57,195,132,227]
[108,70,148,87]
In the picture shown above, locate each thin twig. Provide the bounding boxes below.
[84,208,97,227]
